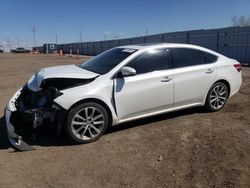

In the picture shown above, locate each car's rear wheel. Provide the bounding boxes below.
[66,102,109,144]
[205,82,229,112]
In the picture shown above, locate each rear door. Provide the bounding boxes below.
[171,48,217,107]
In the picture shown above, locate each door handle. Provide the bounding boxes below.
[161,77,172,82]
[205,69,214,74]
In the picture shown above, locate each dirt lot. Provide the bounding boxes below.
[0,53,249,188]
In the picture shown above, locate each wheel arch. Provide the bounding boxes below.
[203,79,231,111]
[202,79,231,105]
[213,79,231,96]
[68,98,113,126]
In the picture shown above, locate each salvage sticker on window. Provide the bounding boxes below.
[122,49,136,53]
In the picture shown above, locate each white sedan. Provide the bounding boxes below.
[5,43,242,151]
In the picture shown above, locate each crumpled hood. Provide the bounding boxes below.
[27,65,99,91]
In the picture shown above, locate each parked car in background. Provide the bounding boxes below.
[5,43,242,151]
[241,61,250,67]
[11,47,31,53]
[0,46,4,53]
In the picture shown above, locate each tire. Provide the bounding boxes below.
[66,102,109,144]
[205,82,229,112]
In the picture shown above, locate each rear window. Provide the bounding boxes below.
[172,48,204,68]
[171,48,218,68]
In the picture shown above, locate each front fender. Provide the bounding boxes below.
[54,83,118,124]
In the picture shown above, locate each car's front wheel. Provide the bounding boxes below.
[66,102,109,144]
[205,82,229,112]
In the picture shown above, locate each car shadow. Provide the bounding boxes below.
[107,107,206,134]
[0,116,11,150]
[0,116,73,150]
[0,107,206,151]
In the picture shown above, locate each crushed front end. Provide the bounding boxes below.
[4,65,99,151]
[5,85,65,151]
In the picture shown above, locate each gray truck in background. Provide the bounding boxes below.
[11,47,31,53]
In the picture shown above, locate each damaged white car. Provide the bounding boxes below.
[5,43,242,151]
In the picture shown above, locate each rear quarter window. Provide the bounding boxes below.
[203,52,218,64]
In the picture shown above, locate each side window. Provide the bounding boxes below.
[202,51,218,64]
[127,49,169,74]
[171,48,205,68]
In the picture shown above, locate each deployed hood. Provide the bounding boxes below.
[27,65,99,92]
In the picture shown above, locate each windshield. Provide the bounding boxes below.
[80,48,136,74]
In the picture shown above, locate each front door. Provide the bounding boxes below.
[114,48,174,121]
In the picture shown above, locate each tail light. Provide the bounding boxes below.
[234,64,241,72]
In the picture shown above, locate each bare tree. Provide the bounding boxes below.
[231,15,250,27]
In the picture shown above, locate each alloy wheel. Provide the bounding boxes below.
[209,84,228,110]
[71,107,105,141]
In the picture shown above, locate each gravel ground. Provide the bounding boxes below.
[0,53,249,188]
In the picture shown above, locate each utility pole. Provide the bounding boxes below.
[104,31,109,40]
[16,36,20,47]
[6,38,11,51]
[55,34,58,44]
[79,30,82,43]
[32,25,37,47]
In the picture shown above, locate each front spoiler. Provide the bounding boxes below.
[5,108,35,151]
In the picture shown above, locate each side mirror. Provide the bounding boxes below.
[120,67,136,77]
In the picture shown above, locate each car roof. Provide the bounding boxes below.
[117,43,223,57]
[118,43,204,50]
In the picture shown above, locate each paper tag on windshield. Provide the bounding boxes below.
[122,49,136,53]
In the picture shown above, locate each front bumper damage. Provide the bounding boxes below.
[4,87,64,151]
[4,89,34,151]
[5,107,34,151]
[4,65,98,151]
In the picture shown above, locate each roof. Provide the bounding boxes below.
[117,43,222,56]
[117,43,202,50]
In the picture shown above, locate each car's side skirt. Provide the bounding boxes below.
[114,102,203,126]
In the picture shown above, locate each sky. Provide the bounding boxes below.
[0,0,250,49]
